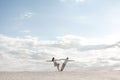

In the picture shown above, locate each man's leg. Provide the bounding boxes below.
[61,63,66,71]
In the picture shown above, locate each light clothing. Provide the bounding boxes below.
[63,58,68,64]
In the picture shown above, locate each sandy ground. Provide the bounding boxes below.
[0,71,120,80]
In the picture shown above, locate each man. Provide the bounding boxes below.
[60,57,69,71]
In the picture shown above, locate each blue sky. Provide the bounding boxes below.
[1,0,120,39]
[0,0,120,71]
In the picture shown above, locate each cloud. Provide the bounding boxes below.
[20,12,33,19]
[59,0,85,3]
[20,30,31,34]
[74,0,85,3]
[59,0,66,2]
[0,34,120,71]
[54,35,120,51]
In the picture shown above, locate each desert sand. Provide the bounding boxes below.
[0,71,120,80]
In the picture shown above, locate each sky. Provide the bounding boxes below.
[0,0,120,71]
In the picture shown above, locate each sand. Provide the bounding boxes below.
[0,71,120,80]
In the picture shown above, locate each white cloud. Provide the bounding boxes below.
[20,30,31,33]
[59,0,66,2]
[0,34,120,71]
[20,12,33,19]
[59,0,85,3]
[74,0,85,3]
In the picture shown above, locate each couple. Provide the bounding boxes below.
[52,57,69,71]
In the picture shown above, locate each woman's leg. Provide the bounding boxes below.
[56,63,60,71]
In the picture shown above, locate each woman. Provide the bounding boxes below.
[52,57,60,71]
